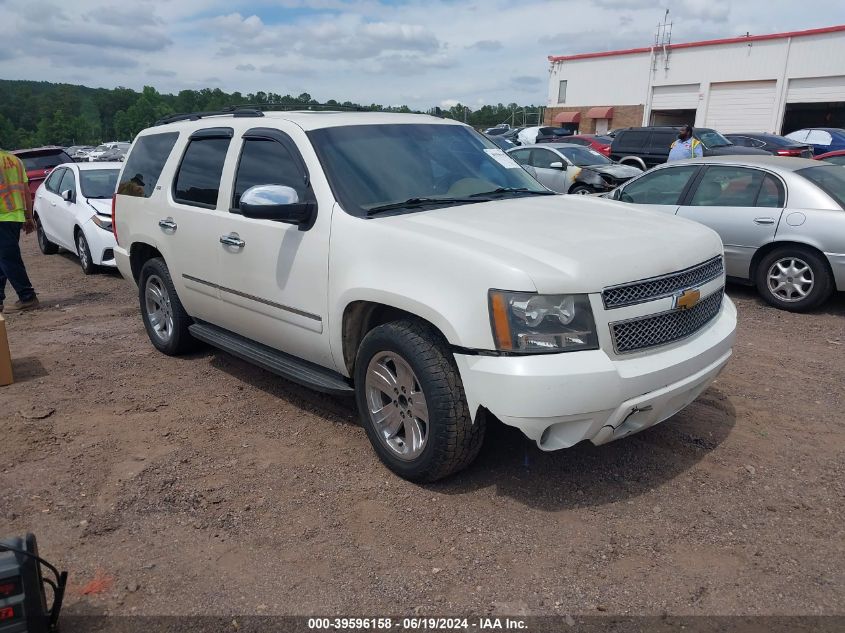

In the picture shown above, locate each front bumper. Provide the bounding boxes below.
[81,220,118,267]
[454,297,736,450]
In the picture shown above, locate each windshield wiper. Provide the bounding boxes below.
[469,187,555,198]
[366,197,487,215]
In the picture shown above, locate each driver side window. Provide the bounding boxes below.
[620,166,698,205]
[45,168,65,194]
[58,169,77,198]
[530,149,559,169]
[232,138,309,211]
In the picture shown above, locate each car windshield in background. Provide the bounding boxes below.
[308,124,550,216]
[80,169,119,198]
[697,129,733,148]
[20,151,70,170]
[797,165,845,209]
[557,146,612,166]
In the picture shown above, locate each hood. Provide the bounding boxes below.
[380,195,723,294]
[86,198,112,215]
[586,163,642,179]
[705,145,770,156]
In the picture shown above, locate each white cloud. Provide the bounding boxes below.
[0,0,844,109]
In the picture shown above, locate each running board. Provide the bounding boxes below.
[189,322,353,395]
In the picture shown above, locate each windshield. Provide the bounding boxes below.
[308,123,549,216]
[556,146,612,166]
[80,169,119,198]
[696,129,732,149]
[797,165,845,209]
[20,152,71,171]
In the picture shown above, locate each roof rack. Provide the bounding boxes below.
[153,103,366,126]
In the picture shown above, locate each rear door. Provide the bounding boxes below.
[645,131,676,166]
[676,165,785,279]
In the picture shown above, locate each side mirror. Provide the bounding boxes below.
[61,189,75,203]
[549,161,566,170]
[239,185,316,230]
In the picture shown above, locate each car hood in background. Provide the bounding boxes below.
[86,198,112,215]
[585,163,642,179]
[380,195,723,293]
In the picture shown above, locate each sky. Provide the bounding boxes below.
[1,0,845,110]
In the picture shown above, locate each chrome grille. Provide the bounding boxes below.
[602,256,723,309]
[610,289,724,354]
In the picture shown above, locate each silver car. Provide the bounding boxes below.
[507,143,642,195]
[607,155,845,312]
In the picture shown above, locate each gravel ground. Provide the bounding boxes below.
[1,236,843,620]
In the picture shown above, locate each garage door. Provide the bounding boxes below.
[787,76,845,103]
[705,80,777,133]
[651,84,700,110]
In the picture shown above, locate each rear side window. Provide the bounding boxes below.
[649,132,676,152]
[613,131,649,153]
[118,132,179,198]
[232,138,307,210]
[797,165,845,209]
[174,137,231,208]
[620,166,698,205]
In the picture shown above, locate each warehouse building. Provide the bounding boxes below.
[545,24,845,135]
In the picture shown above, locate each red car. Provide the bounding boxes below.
[556,134,613,156]
[11,147,74,201]
[815,149,845,166]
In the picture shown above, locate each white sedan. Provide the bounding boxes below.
[33,162,120,274]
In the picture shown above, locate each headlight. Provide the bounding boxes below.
[488,290,599,353]
[91,214,112,231]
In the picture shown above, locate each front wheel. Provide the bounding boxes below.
[569,185,594,195]
[138,257,197,355]
[755,247,833,312]
[75,230,97,275]
[354,320,485,482]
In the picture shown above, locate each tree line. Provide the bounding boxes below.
[0,79,542,149]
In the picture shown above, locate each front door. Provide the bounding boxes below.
[528,148,571,193]
[54,168,80,249]
[616,164,700,216]
[212,126,333,368]
[676,165,785,279]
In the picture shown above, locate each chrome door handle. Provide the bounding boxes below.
[753,217,775,225]
[219,233,245,248]
[158,218,177,231]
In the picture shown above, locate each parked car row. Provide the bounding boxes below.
[32,162,122,274]
[601,155,845,312]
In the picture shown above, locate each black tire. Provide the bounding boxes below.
[138,257,197,355]
[75,229,97,275]
[35,215,59,255]
[569,184,594,195]
[354,319,485,482]
[755,246,833,312]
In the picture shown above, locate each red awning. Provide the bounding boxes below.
[586,106,614,119]
[552,111,581,124]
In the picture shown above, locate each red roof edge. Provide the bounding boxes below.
[548,24,845,63]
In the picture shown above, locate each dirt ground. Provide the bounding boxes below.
[1,235,843,620]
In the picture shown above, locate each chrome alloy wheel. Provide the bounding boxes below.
[144,274,174,343]
[76,233,90,269]
[365,352,429,461]
[767,257,814,303]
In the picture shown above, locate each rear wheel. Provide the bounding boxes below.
[75,230,97,275]
[138,257,197,355]
[35,215,59,255]
[755,246,833,312]
[354,320,485,482]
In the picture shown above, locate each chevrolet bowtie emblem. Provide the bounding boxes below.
[675,288,701,310]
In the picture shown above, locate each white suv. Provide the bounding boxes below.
[112,110,737,482]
